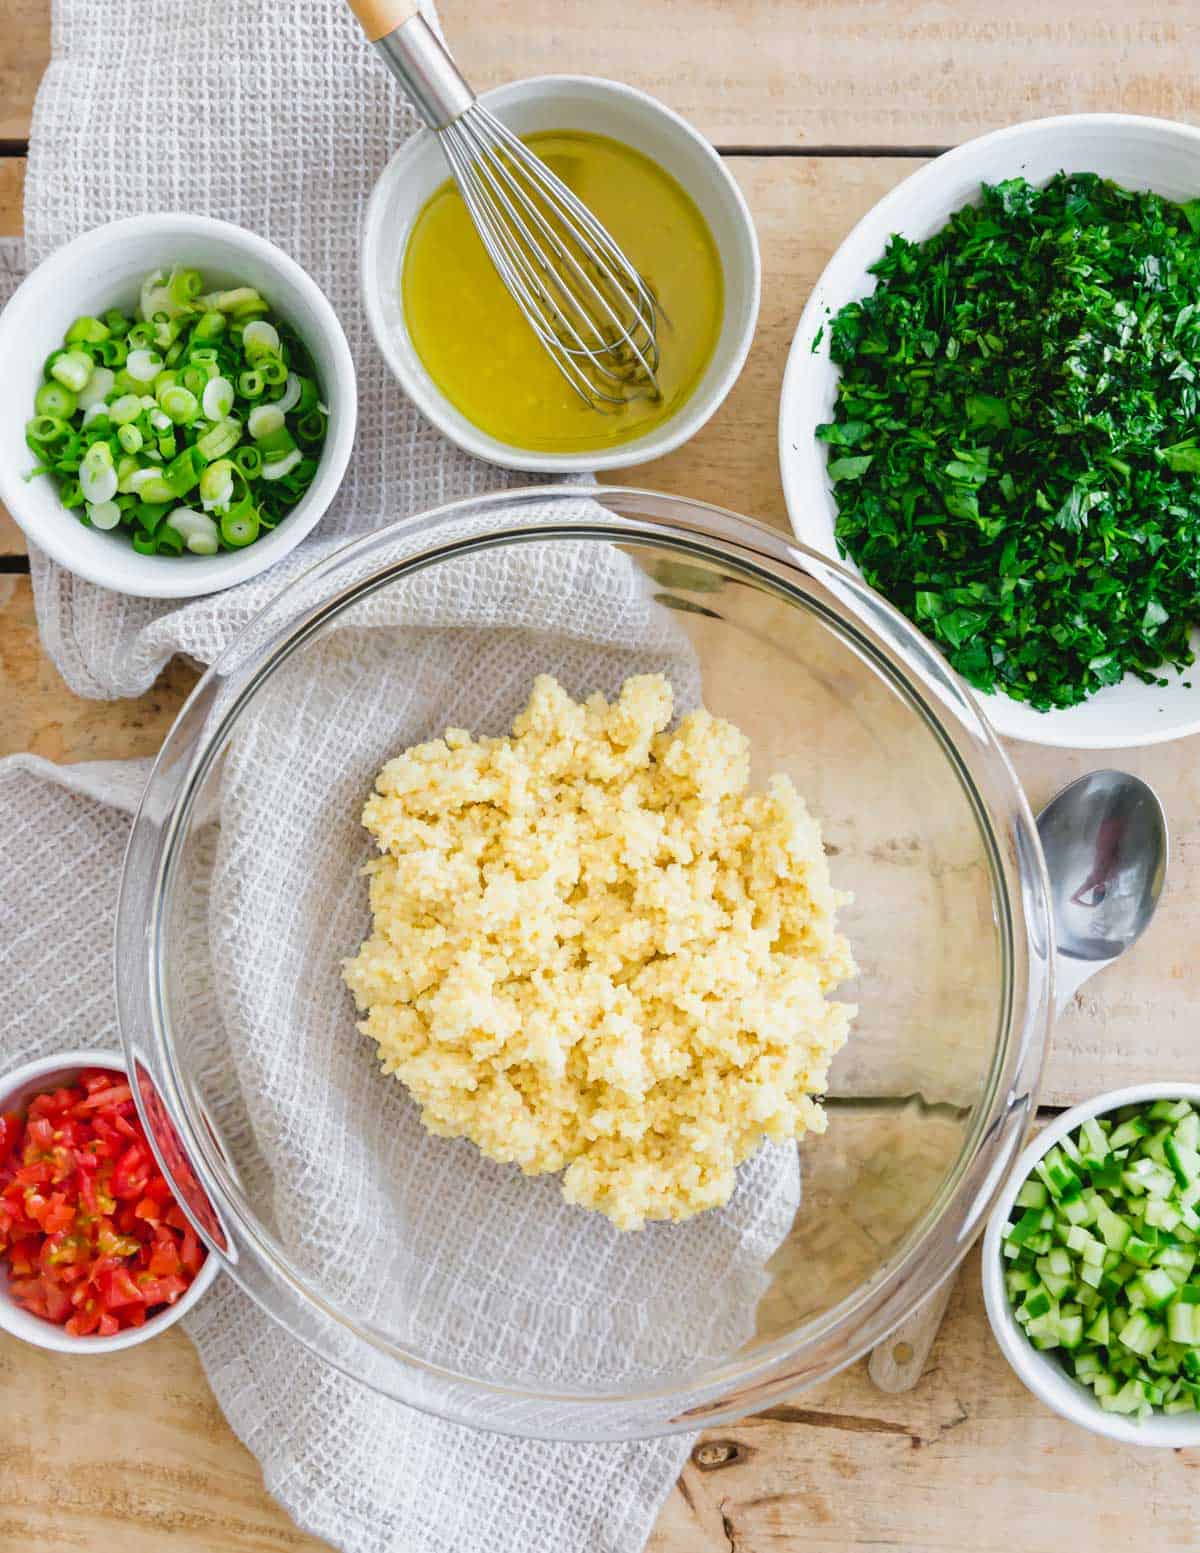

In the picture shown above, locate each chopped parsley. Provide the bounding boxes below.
[817,173,1200,710]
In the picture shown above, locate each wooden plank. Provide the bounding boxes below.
[0,0,45,142]
[0,157,22,234]
[650,1242,1200,1552]
[1,157,26,553]
[7,1243,1198,1552]
[0,1325,328,1551]
[0,575,198,761]
[6,1,1200,150]
[448,0,1200,148]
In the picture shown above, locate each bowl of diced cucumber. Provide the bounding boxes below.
[984,1084,1200,1445]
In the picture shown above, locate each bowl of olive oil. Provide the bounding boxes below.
[362,75,760,472]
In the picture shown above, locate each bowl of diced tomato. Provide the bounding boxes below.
[0,1051,217,1351]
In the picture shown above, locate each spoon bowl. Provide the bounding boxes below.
[1038,771,1168,993]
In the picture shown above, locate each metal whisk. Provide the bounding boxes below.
[348,1,661,409]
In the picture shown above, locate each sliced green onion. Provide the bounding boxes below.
[275,373,303,414]
[262,447,304,481]
[66,316,110,345]
[248,403,285,441]
[80,442,118,505]
[168,268,204,310]
[179,365,208,398]
[140,270,172,321]
[220,507,260,548]
[201,376,236,421]
[196,417,242,462]
[107,394,143,427]
[85,499,121,530]
[35,381,78,419]
[160,385,200,425]
[296,409,327,444]
[199,458,236,512]
[76,365,116,411]
[50,350,94,393]
[154,524,184,556]
[191,311,227,342]
[133,500,171,535]
[234,445,263,479]
[26,415,70,446]
[241,320,281,360]
[166,506,219,555]
[29,264,326,560]
[94,337,129,367]
[126,349,164,383]
[201,286,267,317]
[127,468,175,503]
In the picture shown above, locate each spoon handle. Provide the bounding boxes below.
[1054,952,1107,1017]
[867,1274,956,1392]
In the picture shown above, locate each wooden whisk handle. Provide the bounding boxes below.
[347,0,421,44]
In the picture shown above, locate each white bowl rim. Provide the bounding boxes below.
[0,211,357,599]
[0,1048,218,1354]
[361,72,761,473]
[982,1079,1200,1447]
[779,111,1200,751]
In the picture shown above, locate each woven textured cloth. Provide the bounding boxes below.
[3,6,801,1546]
[22,0,528,698]
[0,514,801,1550]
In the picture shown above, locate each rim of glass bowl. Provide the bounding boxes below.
[115,484,1053,1441]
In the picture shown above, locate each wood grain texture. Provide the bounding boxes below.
[6,1248,1199,1553]
[0,0,45,141]
[650,1245,1200,1553]
[5,2,1200,1548]
[0,576,198,762]
[0,1325,329,1551]
[443,0,1200,149]
[6,1,1200,149]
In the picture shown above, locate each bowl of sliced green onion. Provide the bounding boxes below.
[984,1083,1200,1446]
[0,214,356,597]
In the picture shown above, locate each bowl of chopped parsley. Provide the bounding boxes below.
[781,114,1200,748]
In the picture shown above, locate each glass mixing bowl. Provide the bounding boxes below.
[116,486,1051,1440]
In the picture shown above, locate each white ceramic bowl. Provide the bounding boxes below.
[983,1082,1200,1447]
[0,214,357,598]
[780,113,1200,750]
[362,75,760,473]
[0,1050,218,1354]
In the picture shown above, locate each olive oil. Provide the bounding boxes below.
[401,131,723,453]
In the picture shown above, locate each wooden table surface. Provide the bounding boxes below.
[4,3,1200,1548]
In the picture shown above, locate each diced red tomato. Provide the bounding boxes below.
[0,1068,206,1337]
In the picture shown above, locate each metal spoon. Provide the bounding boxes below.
[868,769,1169,1393]
[1037,769,1168,1013]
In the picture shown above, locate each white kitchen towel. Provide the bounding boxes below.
[0,748,700,1553]
[0,505,803,1553]
[21,0,529,700]
[7,5,802,1547]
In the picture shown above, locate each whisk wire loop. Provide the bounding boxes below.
[365,11,663,412]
